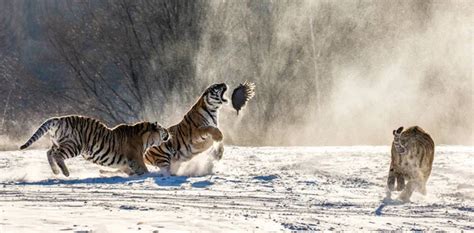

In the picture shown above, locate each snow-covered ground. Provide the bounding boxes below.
[0,146,473,232]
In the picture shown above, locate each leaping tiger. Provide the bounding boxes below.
[20,115,170,176]
[144,83,227,175]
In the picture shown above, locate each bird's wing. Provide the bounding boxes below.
[242,81,256,101]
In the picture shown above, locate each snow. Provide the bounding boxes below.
[0,146,473,232]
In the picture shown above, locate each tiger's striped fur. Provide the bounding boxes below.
[144,83,227,175]
[20,115,170,177]
[387,126,435,202]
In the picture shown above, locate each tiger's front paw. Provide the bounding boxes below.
[212,142,224,160]
[211,128,223,142]
[398,192,411,203]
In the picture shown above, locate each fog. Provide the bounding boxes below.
[198,0,472,145]
[0,0,472,148]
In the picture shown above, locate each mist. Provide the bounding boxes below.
[0,0,472,148]
[197,0,472,145]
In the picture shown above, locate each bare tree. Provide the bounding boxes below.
[41,0,206,124]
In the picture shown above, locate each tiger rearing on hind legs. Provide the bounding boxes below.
[144,83,228,176]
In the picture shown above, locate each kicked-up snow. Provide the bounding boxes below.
[0,146,473,232]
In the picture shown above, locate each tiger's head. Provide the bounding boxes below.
[143,122,170,148]
[201,83,228,109]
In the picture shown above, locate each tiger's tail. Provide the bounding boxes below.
[20,118,57,150]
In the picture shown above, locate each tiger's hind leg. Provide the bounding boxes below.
[47,147,60,175]
[126,159,149,176]
[52,152,70,177]
[160,166,171,177]
[144,146,172,176]
[419,181,427,195]
[417,172,429,195]
[51,141,79,177]
[152,159,171,177]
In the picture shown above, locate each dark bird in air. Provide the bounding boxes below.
[231,81,256,115]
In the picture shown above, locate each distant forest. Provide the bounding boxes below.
[0,0,472,147]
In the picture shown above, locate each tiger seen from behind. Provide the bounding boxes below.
[387,126,435,202]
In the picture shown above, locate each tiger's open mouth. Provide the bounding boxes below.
[221,86,228,103]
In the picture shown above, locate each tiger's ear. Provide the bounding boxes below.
[396,126,404,134]
[393,126,403,135]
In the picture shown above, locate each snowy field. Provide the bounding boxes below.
[0,146,473,232]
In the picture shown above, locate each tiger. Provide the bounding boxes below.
[387,126,435,202]
[20,115,170,177]
[144,83,227,176]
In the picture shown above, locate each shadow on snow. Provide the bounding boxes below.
[12,173,202,187]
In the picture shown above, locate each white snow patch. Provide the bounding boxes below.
[0,146,473,232]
